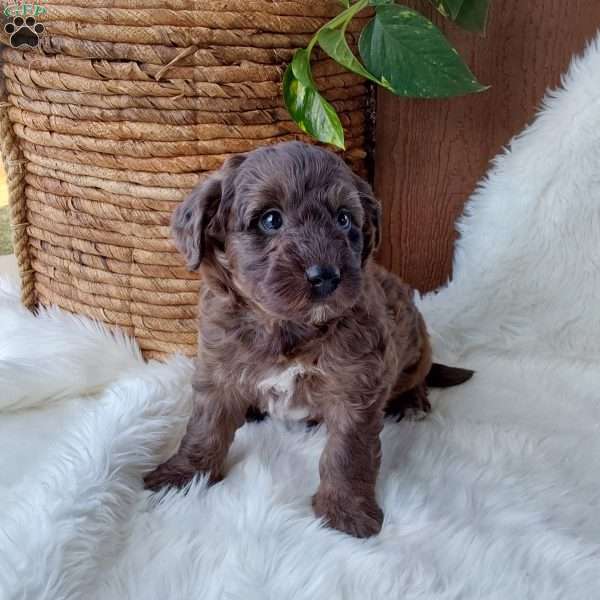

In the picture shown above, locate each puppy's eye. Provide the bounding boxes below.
[259,209,283,233]
[336,209,352,232]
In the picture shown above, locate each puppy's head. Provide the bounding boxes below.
[172,141,381,323]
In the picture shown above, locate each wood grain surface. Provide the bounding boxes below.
[374,1,600,292]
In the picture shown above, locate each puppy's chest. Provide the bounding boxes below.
[253,362,314,421]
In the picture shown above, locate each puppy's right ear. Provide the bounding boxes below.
[171,173,223,271]
[171,154,246,271]
[353,174,382,264]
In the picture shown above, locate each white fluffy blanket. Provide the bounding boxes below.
[2,36,600,600]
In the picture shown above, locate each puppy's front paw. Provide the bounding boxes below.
[312,492,383,538]
[144,457,214,491]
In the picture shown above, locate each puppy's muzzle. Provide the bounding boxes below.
[305,264,341,299]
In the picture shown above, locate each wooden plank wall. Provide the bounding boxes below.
[374,1,600,292]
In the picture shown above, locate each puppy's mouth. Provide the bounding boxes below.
[245,260,361,325]
[309,303,337,325]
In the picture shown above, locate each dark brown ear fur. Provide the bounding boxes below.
[171,175,222,271]
[353,174,381,263]
[170,154,246,271]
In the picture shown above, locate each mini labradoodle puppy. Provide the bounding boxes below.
[145,141,472,538]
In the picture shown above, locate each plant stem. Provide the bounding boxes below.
[306,0,368,59]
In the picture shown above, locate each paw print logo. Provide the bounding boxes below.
[4,16,45,49]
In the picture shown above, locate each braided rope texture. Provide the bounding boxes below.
[0,73,35,307]
[0,0,368,359]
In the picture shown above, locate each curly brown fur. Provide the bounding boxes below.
[145,142,472,538]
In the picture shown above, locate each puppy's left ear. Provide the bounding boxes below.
[353,174,382,263]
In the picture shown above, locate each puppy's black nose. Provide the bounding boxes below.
[305,264,341,298]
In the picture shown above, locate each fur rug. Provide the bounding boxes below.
[2,34,600,600]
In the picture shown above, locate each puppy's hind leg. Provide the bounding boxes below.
[385,382,431,422]
[386,334,433,421]
[245,405,268,422]
[385,364,475,421]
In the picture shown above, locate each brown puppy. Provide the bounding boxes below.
[145,142,472,538]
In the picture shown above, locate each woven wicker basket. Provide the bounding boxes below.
[0,0,369,359]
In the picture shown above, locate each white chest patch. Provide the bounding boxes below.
[257,364,310,421]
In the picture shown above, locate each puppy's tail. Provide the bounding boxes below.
[426,363,474,388]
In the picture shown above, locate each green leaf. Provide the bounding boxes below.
[291,49,316,88]
[338,0,350,7]
[455,0,490,33]
[428,0,465,19]
[317,2,393,93]
[319,27,389,87]
[283,64,345,149]
[369,0,395,4]
[359,5,487,98]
